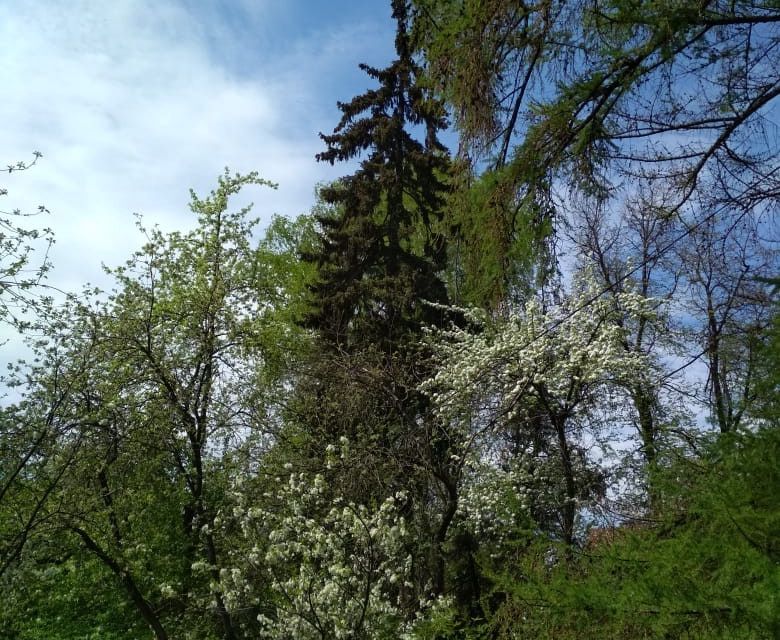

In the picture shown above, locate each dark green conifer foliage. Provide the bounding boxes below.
[295,1,469,606]
[304,0,451,351]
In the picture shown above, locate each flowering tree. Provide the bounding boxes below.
[422,268,654,545]
[0,172,315,640]
[219,440,434,640]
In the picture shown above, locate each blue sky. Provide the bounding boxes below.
[0,0,396,297]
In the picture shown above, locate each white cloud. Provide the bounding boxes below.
[0,0,391,297]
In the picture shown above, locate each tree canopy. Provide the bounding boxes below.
[1,2,778,638]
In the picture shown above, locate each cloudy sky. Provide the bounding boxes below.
[0,0,395,297]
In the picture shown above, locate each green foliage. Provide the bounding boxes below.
[2,4,778,639]
[477,427,780,639]
[0,171,316,640]
[0,151,53,329]
[305,0,452,349]
[413,0,780,302]
[0,545,147,640]
[752,291,780,421]
[448,162,554,307]
[414,0,780,196]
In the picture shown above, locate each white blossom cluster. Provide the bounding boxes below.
[455,458,531,543]
[219,443,419,639]
[422,268,654,423]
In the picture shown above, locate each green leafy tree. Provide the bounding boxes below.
[413,0,780,304]
[0,172,313,639]
[0,294,93,581]
[752,280,780,421]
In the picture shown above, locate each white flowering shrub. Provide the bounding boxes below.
[219,442,425,639]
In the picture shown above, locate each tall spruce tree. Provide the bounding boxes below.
[304,0,451,352]
[295,0,468,604]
